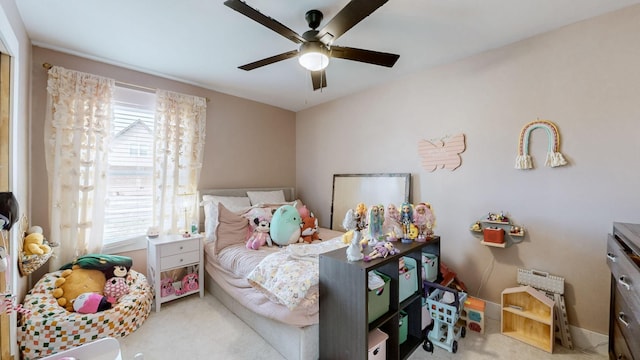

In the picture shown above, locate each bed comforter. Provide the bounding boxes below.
[204,228,345,327]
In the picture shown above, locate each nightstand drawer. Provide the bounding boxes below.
[160,250,200,270]
[160,239,199,257]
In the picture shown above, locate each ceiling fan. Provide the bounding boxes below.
[224,0,400,91]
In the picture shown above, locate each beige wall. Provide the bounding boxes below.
[14,0,640,340]
[296,5,640,334]
[1,0,32,356]
[29,46,296,239]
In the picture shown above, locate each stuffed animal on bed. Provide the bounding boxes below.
[246,216,272,250]
[299,212,320,244]
[270,205,302,246]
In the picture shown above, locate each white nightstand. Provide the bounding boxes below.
[147,233,204,312]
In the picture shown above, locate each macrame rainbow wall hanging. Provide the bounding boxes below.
[515,120,567,170]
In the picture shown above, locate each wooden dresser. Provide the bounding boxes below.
[607,222,640,359]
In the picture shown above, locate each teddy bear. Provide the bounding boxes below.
[53,266,107,311]
[299,212,320,244]
[23,227,51,256]
[246,216,272,250]
[103,265,130,304]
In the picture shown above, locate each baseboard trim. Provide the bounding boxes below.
[484,300,608,356]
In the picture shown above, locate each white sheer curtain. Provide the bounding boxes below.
[44,66,115,270]
[152,90,207,234]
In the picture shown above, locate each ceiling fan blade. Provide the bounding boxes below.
[330,46,399,67]
[224,0,305,44]
[311,70,327,90]
[317,0,388,44]
[238,50,299,71]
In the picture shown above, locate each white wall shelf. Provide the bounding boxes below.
[470,212,525,248]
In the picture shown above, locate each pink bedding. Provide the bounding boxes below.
[204,228,344,327]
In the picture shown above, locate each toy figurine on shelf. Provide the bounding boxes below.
[413,202,436,242]
[488,212,509,223]
[343,208,365,262]
[368,204,385,244]
[383,204,402,241]
[400,202,414,243]
[355,203,367,231]
[363,241,399,262]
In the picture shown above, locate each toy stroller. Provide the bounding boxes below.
[422,281,467,354]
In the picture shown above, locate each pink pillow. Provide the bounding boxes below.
[213,203,249,255]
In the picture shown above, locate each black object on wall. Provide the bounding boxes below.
[0,192,19,231]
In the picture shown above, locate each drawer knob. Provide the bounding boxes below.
[180,246,183,250]
[606,252,617,262]
[618,276,631,291]
[180,258,183,262]
[618,312,630,327]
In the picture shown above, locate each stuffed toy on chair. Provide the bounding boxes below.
[61,253,132,277]
[54,254,132,311]
[53,267,107,311]
[73,292,112,314]
[103,265,130,304]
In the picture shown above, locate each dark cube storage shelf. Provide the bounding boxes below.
[319,237,441,360]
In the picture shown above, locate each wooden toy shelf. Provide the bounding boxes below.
[470,213,525,248]
[501,286,555,353]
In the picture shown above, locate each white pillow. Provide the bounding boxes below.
[201,195,251,242]
[246,190,286,205]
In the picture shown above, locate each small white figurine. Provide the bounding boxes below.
[343,208,364,261]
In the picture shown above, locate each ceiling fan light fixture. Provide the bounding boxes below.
[298,42,329,71]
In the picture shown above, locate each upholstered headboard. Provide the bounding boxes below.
[198,187,296,231]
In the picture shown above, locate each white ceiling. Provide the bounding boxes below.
[15,0,640,112]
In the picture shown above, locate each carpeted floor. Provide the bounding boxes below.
[119,293,607,360]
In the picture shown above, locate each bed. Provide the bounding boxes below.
[199,187,345,360]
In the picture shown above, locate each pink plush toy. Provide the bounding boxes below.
[297,205,311,219]
[103,265,130,304]
[160,277,174,297]
[181,273,199,292]
[73,292,112,314]
[104,276,129,304]
[246,216,272,250]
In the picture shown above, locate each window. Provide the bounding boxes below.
[102,87,156,246]
[129,143,149,156]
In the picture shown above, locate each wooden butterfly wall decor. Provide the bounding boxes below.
[418,133,466,172]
